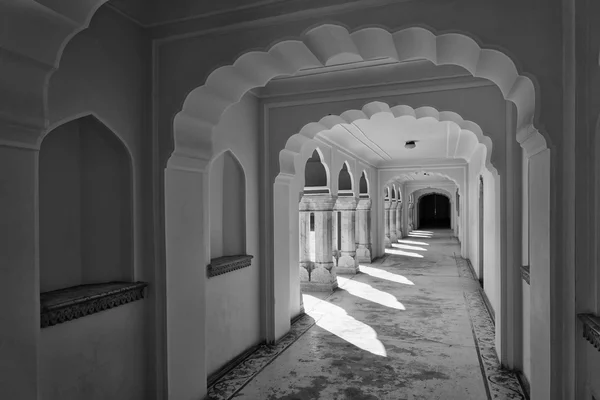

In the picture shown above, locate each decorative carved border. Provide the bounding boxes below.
[521,265,530,285]
[40,282,148,328]
[579,313,600,351]
[208,255,254,278]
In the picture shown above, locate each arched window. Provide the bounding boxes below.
[39,116,133,293]
[359,172,368,197]
[304,149,329,194]
[209,151,246,259]
[338,163,353,195]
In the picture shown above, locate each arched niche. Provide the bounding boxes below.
[209,150,247,259]
[304,149,329,194]
[39,115,133,292]
[338,162,353,195]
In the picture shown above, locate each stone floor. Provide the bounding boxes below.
[208,229,525,400]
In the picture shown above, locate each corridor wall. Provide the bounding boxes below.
[39,6,151,400]
[207,93,262,376]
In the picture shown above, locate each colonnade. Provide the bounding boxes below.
[299,193,372,291]
[384,197,404,247]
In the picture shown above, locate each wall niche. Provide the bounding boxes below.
[39,116,144,327]
[208,150,252,277]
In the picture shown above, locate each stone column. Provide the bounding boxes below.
[356,197,373,263]
[384,200,392,247]
[332,210,338,266]
[298,207,313,272]
[390,200,398,243]
[408,202,414,232]
[396,202,403,239]
[335,196,359,274]
[299,195,338,292]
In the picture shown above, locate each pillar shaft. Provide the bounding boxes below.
[396,203,403,238]
[384,200,391,247]
[336,197,359,274]
[390,201,398,243]
[299,195,337,292]
[356,198,372,263]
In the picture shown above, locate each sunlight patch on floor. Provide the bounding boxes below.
[397,239,430,246]
[337,276,406,310]
[303,294,387,357]
[359,265,415,285]
[391,242,427,252]
[385,248,425,258]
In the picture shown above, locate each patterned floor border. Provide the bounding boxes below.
[207,313,317,400]
[455,255,527,400]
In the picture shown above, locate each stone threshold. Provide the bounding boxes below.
[40,281,148,328]
[579,313,600,351]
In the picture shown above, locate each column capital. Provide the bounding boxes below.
[299,194,337,211]
[334,196,358,210]
[384,200,391,210]
[357,198,372,210]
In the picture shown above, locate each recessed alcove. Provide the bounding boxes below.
[338,163,353,196]
[359,172,369,198]
[39,116,139,326]
[209,150,249,276]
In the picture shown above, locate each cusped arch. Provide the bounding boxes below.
[280,103,497,180]
[384,171,462,195]
[171,24,548,169]
[337,161,355,192]
[359,171,370,196]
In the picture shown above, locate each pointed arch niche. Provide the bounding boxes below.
[39,115,144,327]
[208,150,251,277]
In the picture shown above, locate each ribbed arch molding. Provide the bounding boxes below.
[280,102,495,180]
[384,172,461,193]
[172,24,547,168]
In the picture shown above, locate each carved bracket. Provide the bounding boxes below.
[579,313,600,351]
[521,265,530,285]
[208,255,254,278]
[41,281,148,328]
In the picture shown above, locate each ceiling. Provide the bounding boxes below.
[317,112,480,168]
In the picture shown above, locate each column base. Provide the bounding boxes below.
[337,254,359,274]
[384,236,391,248]
[300,263,338,292]
[396,230,402,240]
[356,246,372,263]
[390,233,398,243]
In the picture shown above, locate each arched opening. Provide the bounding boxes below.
[359,172,369,196]
[39,115,133,292]
[338,162,353,194]
[209,150,247,259]
[418,194,451,229]
[299,148,335,292]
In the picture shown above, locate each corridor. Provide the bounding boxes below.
[208,230,525,400]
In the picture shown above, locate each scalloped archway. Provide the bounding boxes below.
[170,24,548,169]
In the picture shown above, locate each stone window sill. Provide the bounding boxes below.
[40,281,148,328]
[579,313,600,351]
[208,255,253,278]
[521,265,530,285]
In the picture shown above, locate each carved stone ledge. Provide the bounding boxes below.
[521,265,530,285]
[208,255,254,278]
[579,313,600,351]
[40,281,148,328]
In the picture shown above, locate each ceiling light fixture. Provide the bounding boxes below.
[405,140,417,149]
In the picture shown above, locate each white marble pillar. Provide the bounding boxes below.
[335,196,359,274]
[299,195,338,292]
[408,203,414,232]
[390,200,398,243]
[299,209,312,272]
[332,210,339,266]
[396,202,403,239]
[384,200,392,247]
[356,197,372,263]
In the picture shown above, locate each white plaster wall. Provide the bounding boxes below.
[39,6,151,399]
[206,93,261,376]
[482,167,499,315]
[40,301,147,400]
[467,145,486,279]
[210,155,225,258]
[522,281,531,381]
